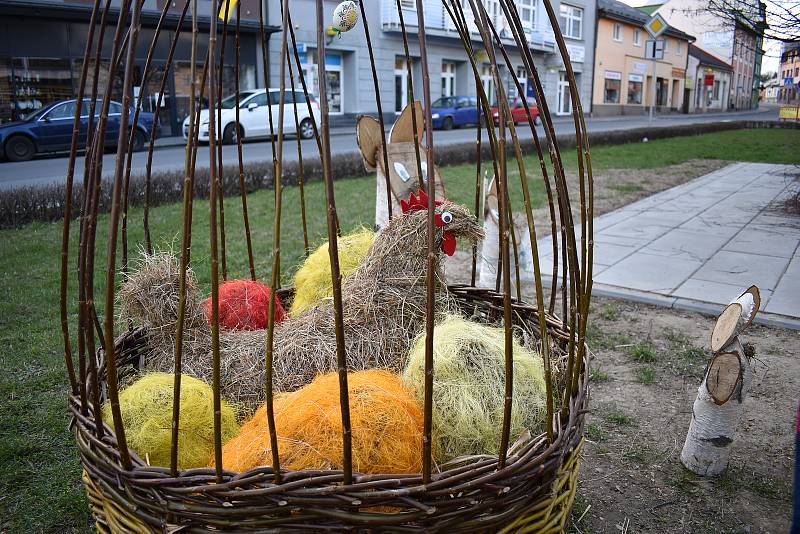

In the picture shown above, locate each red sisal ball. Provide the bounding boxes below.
[204,279,286,331]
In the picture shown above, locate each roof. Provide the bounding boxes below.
[689,44,733,71]
[636,4,663,15]
[597,0,695,41]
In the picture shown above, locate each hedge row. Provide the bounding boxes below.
[0,120,795,229]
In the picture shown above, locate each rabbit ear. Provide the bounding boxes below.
[356,115,383,171]
[390,101,424,144]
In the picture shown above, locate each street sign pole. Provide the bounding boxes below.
[644,13,669,126]
[649,55,657,125]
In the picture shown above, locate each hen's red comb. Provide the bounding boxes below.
[400,188,443,214]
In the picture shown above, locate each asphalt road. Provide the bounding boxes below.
[0,106,778,191]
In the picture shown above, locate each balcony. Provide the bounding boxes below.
[380,0,556,53]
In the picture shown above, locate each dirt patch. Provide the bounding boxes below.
[569,295,797,534]
[768,168,800,219]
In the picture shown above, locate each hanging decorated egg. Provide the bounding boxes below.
[332,1,359,34]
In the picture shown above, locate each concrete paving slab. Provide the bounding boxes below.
[542,162,800,328]
[602,220,675,241]
[672,278,773,308]
[640,228,729,262]
[724,227,799,258]
[691,250,789,291]
[594,252,704,294]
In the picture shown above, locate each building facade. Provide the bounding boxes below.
[778,41,800,104]
[686,44,732,112]
[265,0,596,124]
[592,0,693,116]
[0,0,276,134]
[654,0,766,110]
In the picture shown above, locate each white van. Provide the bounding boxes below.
[182,88,319,144]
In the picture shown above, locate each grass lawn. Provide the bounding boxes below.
[0,128,798,531]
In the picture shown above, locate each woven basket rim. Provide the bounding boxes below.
[74,285,588,531]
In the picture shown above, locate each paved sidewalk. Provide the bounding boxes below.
[540,162,800,329]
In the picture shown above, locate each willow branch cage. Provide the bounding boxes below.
[61,0,594,530]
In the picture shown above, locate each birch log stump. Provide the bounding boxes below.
[680,286,760,476]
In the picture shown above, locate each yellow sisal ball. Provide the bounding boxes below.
[290,228,374,316]
[218,370,426,474]
[402,315,548,462]
[103,373,240,470]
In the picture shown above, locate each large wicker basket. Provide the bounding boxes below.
[61,0,594,530]
[74,286,587,532]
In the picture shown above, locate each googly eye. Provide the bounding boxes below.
[441,211,453,224]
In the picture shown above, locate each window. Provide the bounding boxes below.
[559,4,583,40]
[10,57,73,121]
[515,66,528,99]
[441,61,456,97]
[395,57,409,113]
[109,101,123,115]
[627,75,643,104]
[712,80,720,100]
[604,71,621,103]
[676,40,683,55]
[480,64,495,104]
[633,28,641,46]
[663,39,668,53]
[613,23,622,42]
[46,101,76,120]
[518,0,536,28]
[247,93,268,108]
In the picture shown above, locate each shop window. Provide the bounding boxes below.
[303,50,343,114]
[604,72,621,103]
[11,57,73,120]
[0,58,13,123]
[627,77,643,104]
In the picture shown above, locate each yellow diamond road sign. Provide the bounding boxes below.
[645,13,668,39]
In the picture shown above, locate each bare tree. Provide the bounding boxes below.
[705,0,799,43]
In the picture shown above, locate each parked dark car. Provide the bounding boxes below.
[490,96,541,126]
[0,99,159,162]
[430,96,480,130]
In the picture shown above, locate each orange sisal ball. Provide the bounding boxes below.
[203,279,286,331]
[218,370,426,474]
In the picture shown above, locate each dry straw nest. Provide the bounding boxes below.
[119,204,481,413]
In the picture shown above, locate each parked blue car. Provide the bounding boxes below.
[0,98,160,162]
[430,96,480,130]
